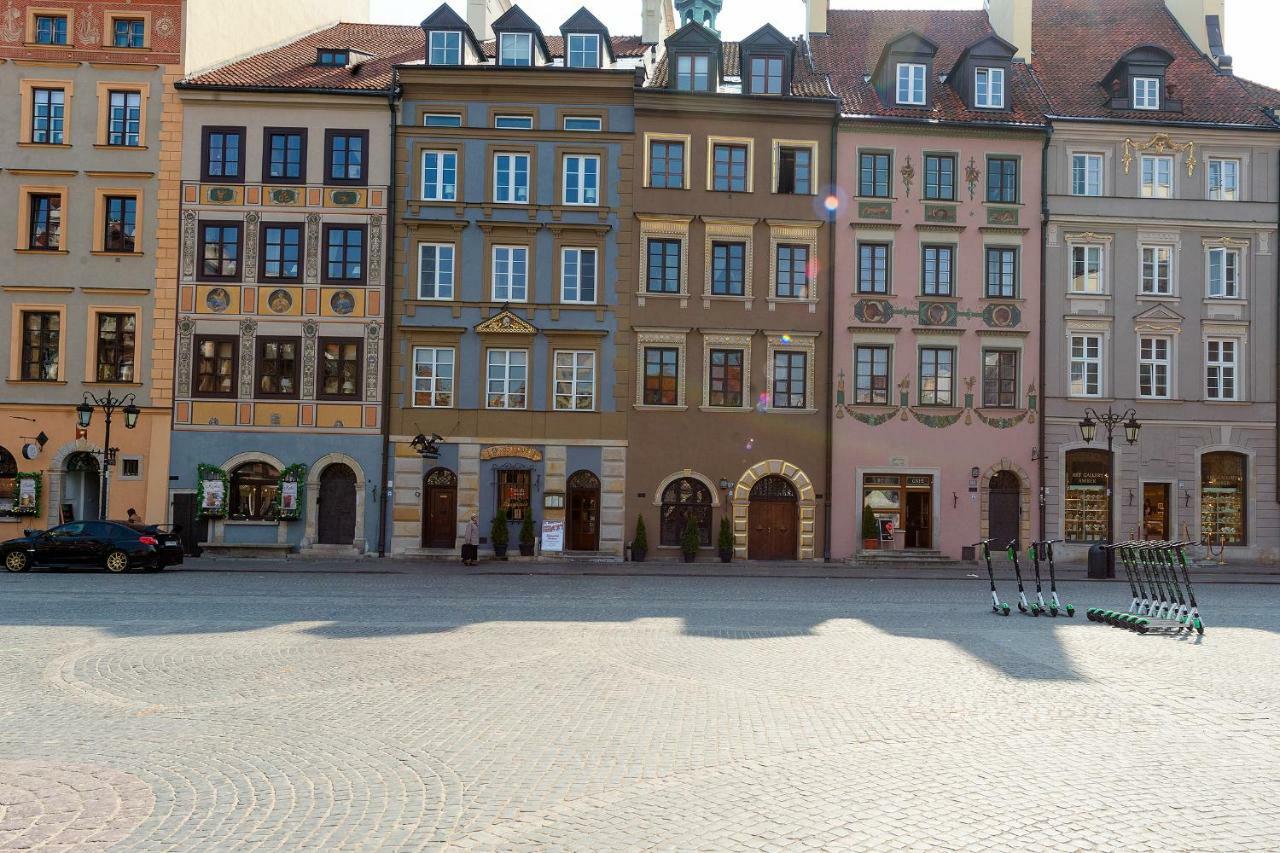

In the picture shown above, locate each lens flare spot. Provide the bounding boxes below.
[824,194,840,213]
[744,437,755,451]
[780,333,793,345]
[756,392,770,413]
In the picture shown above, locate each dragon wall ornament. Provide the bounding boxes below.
[1122,133,1197,176]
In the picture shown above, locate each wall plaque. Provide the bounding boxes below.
[480,445,543,462]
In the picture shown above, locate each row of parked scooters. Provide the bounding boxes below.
[1088,541,1205,635]
[972,538,1074,618]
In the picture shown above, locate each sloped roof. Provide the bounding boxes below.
[649,38,832,99]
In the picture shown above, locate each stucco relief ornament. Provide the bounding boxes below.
[965,157,982,200]
[364,322,381,401]
[0,2,22,42]
[154,15,175,38]
[964,377,976,425]
[900,156,915,197]
[76,11,100,47]
[1122,133,1197,176]
[181,211,198,280]
[238,318,258,399]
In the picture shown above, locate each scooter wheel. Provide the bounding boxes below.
[1048,606,1058,616]
[1065,605,1075,617]
[1194,618,1204,635]
[1000,604,1010,616]
[1031,607,1040,617]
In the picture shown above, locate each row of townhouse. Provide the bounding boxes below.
[1,0,1277,563]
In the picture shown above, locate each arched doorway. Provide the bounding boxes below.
[317,464,357,545]
[660,477,713,547]
[567,470,601,551]
[988,470,1021,548]
[421,467,457,549]
[747,475,798,560]
[63,452,101,522]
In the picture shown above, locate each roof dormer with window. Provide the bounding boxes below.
[1102,45,1181,112]
[560,7,613,69]
[664,21,722,93]
[420,3,484,67]
[873,32,937,109]
[492,5,551,67]
[948,34,1016,111]
[739,24,795,97]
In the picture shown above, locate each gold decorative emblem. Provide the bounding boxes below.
[480,445,543,462]
[900,155,915,197]
[474,309,537,335]
[1122,133,1197,176]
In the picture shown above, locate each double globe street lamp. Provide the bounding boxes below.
[76,391,141,520]
[1079,407,1141,575]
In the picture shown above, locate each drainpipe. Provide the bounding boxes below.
[1275,146,1279,504]
[822,112,838,562]
[1038,123,1052,540]
[376,72,400,557]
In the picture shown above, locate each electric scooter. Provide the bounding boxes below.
[1007,540,1040,615]
[1171,541,1205,635]
[973,538,1010,616]
[1042,539,1074,616]
[1090,543,1139,624]
[1027,542,1052,615]
[1125,542,1190,633]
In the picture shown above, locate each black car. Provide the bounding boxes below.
[2,521,174,573]
[122,523,185,568]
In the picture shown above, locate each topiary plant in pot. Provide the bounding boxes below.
[861,507,880,551]
[519,514,536,557]
[490,514,509,559]
[680,515,701,563]
[717,516,734,563]
[631,516,648,562]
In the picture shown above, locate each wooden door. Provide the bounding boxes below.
[747,476,798,561]
[317,464,357,545]
[1143,483,1170,540]
[170,493,208,556]
[421,468,457,549]
[988,471,1021,550]
[905,492,933,548]
[567,470,600,551]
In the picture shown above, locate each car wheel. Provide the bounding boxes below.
[105,550,131,573]
[4,551,30,573]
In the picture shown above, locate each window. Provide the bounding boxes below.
[750,55,784,94]
[112,18,145,48]
[708,349,744,407]
[1064,449,1110,542]
[102,195,137,253]
[924,154,955,201]
[1138,336,1170,399]
[318,338,361,399]
[1207,247,1240,298]
[985,247,1017,297]
[421,150,457,201]
[496,469,531,521]
[1069,334,1102,397]
[424,113,462,127]
[1206,339,1238,401]
[20,312,59,381]
[256,338,299,398]
[859,152,891,197]
[643,347,679,406]
[982,350,1018,408]
[95,314,136,382]
[711,242,745,296]
[772,351,807,409]
[498,32,531,66]
[492,152,528,203]
[660,478,712,547]
[325,131,367,184]
[486,349,527,409]
[323,226,364,283]
[199,222,240,280]
[675,54,709,91]
[413,347,454,407]
[918,348,954,406]
[858,243,889,294]
[896,62,926,105]
[855,346,890,404]
[975,67,1005,108]
[712,144,747,192]
[492,245,527,302]
[1140,246,1171,295]
[0,447,15,513]
[28,194,62,250]
[203,128,244,182]
[261,224,302,281]
[986,157,1018,203]
[1132,76,1160,110]
[34,14,67,45]
[646,239,680,294]
[921,245,953,296]
[554,351,595,411]
[317,49,349,66]
[193,336,236,397]
[265,129,306,183]
[1208,158,1240,200]
[31,88,64,144]
[775,244,809,299]
[429,30,462,65]
[107,91,142,146]
[1141,155,1172,198]
[564,116,602,132]
[120,458,141,479]
[494,114,533,130]
[777,146,812,194]
[230,462,280,521]
[650,139,684,188]
[1201,452,1246,545]
[563,154,599,205]
[561,247,597,303]
[417,243,455,300]
[566,33,599,68]
[1071,153,1103,196]
[1069,245,1103,294]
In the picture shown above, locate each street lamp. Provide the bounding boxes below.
[77,391,139,520]
[1079,407,1140,576]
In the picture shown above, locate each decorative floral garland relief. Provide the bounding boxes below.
[835,372,1038,429]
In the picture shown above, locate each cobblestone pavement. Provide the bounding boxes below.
[0,569,1277,851]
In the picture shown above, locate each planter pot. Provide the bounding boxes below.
[681,551,697,563]
[862,538,879,550]
[718,548,733,563]
[631,547,647,563]
[519,543,535,557]
[493,544,508,560]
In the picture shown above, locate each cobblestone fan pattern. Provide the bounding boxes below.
[0,571,1278,851]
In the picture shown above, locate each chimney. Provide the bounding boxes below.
[467,0,510,42]
[1165,0,1231,69]
[984,0,1032,62]
[642,0,663,44]
[804,0,828,35]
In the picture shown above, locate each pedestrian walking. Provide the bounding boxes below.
[462,514,479,566]
[127,508,142,524]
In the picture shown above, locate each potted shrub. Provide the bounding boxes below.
[680,515,700,563]
[490,514,509,559]
[519,514,536,557]
[717,517,734,563]
[631,516,648,562]
[861,508,880,551]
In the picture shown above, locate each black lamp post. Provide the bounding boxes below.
[1079,407,1140,575]
[76,391,140,520]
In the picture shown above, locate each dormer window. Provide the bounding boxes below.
[1133,76,1160,109]
[896,63,926,105]
[499,32,531,66]
[975,67,1004,108]
[317,49,350,67]
[749,56,784,95]
[566,33,599,68]
[676,54,710,91]
[429,30,462,65]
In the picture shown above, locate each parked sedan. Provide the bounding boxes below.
[2,521,167,573]
[121,523,185,568]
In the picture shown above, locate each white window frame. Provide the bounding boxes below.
[1132,76,1160,110]
[562,154,600,206]
[498,32,531,66]
[1207,247,1241,299]
[1138,335,1171,400]
[417,242,455,300]
[1140,245,1173,296]
[1071,153,1103,196]
[1205,338,1239,401]
[412,346,455,408]
[974,67,1005,108]
[1069,244,1105,294]
[896,62,926,105]
[493,152,530,204]
[1208,158,1240,201]
[494,114,533,130]
[553,350,596,411]
[560,247,597,304]
[428,30,462,66]
[421,150,457,201]
[563,116,602,132]
[1069,333,1103,398]
[1140,155,1173,198]
[566,33,599,69]
[491,245,528,302]
[486,348,528,410]
[423,113,462,127]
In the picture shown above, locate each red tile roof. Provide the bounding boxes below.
[482,35,649,60]
[1031,0,1280,127]
[809,10,1048,126]
[648,39,833,99]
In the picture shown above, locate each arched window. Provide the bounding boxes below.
[230,461,280,520]
[0,446,16,514]
[1064,449,1110,542]
[1201,452,1246,545]
[749,475,798,501]
[660,477,712,547]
